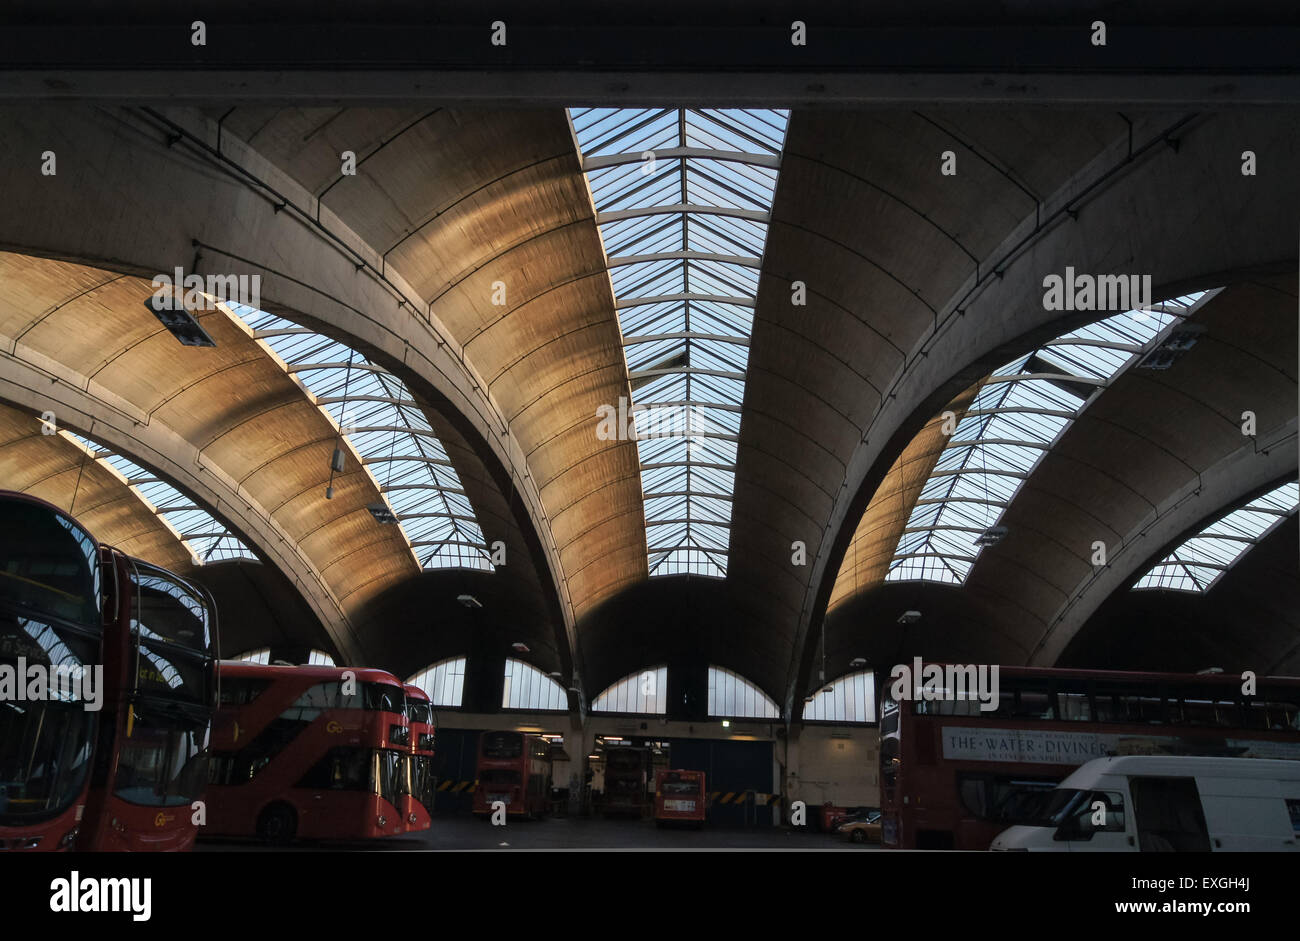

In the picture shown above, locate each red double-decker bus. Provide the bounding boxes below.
[402,683,435,833]
[473,731,551,818]
[0,491,217,852]
[654,769,706,826]
[205,662,410,842]
[880,665,1300,850]
[81,557,217,851]
[603,745,651,817]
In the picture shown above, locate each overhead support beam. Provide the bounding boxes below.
[582,148,782,171]
[615,294,754,310]
[607,252,761,269]
[597,204,769,224]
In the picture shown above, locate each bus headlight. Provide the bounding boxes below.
[58,827,79,850]
[408,813,418,824]
[378,815,387,828]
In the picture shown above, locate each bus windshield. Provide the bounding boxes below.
[113,707,210,807]
[0,610,100,824]
[482,732,521,759]
[0,501,99,627]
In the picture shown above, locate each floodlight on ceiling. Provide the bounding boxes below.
[849,657,868,668]
[821,686,834,695]
[974,525,1008,547]
[367,502,398,524]
[511,642,530,654]
[897,610,922,625]
[456,594,482,609]
[143,290,217,348]
[548,671,564,680]
[1196,667,1224,675]
[1137,322,1207,370]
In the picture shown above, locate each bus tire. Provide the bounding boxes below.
[257,803,297,845]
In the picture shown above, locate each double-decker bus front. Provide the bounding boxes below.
[474,731,551,818]
[81,557,217,851]
[205,663,409,842]
[402,683,434,833]
[880,665,1300,850]
[603,746,650,816]
[654,769,706,826]
[0,492,105,851]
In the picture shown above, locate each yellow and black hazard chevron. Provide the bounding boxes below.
[708,791,782,806]
[435,779,477,793]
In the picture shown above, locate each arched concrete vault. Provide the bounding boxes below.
[206,106,645,628]
[821,276,1297,677]
[0,252,425,661]
[729,108,1300,713]
[0,399,195,573]
[0,104,647,698]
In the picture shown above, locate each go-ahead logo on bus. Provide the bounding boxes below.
[153,812,175,828]
[326,720,344,734]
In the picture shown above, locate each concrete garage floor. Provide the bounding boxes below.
[199,816,881,851]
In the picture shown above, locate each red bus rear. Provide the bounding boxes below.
[880,664,1300,849]
[654,769,706,826]
[205,662,409,842]
[473,731,551,818]
[402,683,434,833]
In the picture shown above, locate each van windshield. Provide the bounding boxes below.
[1018,788,1090,827]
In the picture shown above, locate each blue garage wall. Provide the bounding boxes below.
[431,728,480,813]
[666,738,774,827]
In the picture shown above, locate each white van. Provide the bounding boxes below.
[990,756,1300,851]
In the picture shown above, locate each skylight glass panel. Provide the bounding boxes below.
[707,665,780,719]
[803,670,877,723]
[1134,480,1298,592]
[502,658,567,711]
[887,292,1212,584]
[62,431,255,564]
[227,304,492,571]
[572,108,789,578]
[408,657,466,708]
[591,666,668,714]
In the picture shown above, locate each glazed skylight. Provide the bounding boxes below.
[63,431,254,564]
[1134,480,1298,592]
[887,291,1214,584]
[228,304,492,572]
[570,108,789,577]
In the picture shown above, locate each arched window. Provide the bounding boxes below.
[231,647,270,665]
[803,670,876,723]
[407,656,467,707]
[306,649,335,666]
[591,666,668,714]
[1134,480,1298,592]
[708,665,779,719]
[502,659,567,711]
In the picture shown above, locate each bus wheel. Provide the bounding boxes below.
[257,803,297,845]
